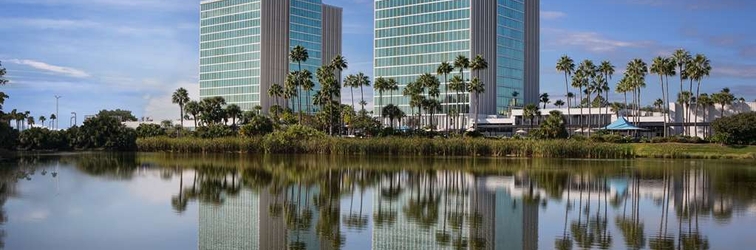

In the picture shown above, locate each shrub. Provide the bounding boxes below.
[239,116,274,137]
[711,112,756,145]
[464,130,483,138]
[0,122,18,150]
[195,125,234,139]
[73,115,137,151]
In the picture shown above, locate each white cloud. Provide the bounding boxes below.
[1,18,100,30]
[143,80,199,120]
[8,59,90,78]
[4,0,197,11]
[541,11,566,20]
[545,28,654,53]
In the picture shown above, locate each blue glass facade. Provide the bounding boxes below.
[496,0,525,114]
[374,0,531,116]
[290,0,323,113]
[200,0,262,111]
[374,0,472,115]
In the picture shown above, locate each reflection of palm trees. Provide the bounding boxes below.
[616,174,645,250]
[555,176,572,250]
[650,170,674,250]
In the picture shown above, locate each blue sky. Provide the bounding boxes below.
[2,0,755,126]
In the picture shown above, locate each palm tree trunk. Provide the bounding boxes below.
[359,85,365,111]
[579,86,584,134]
[444,73,449,134]
[693,79,702,138]
[587,90,592,136]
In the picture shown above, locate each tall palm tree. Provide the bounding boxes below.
[26,116,35,128]
[697,93,713,138]
[300,70,315,114]
[403,81,424,129]
[285,72,299,112]
[654,99,664,112]
[437,61,454,132]
[39,116,46,128]
[571,69,587,133]
[184,101,200,128]
[387,78,399,105]
[448,75,464,132]
[627,59,648,126]
[418,73,441,127]
[588,74,606,135]
[687,54,711,138]
[598,61,615,124]
[616,77,630,117]
[374,77,389,119]
[540,93,550,109]
[453,55,470,128]
[172,87,190,128]
[354,72,371,111]
[651,57,669,137]
[662,58,676,135]
[677,91,692,129]
[672,49,691,133]
[344,74,358,111]
[470,55,488,129]
[467,77,485,130]
[331,54,348,89]
[290,45,309,118]
[49,113,56,129]
[557,56,576,128]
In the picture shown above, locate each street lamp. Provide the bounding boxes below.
[70,112,77,127]
[54,95,62,129]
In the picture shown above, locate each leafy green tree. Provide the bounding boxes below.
[136,124,165,138]
[172,87,190,128]
[73,115,136,150]
[536,110,568,139]
[97,109,138,122]
[240,116,274,137]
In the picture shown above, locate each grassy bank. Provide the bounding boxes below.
[137,136,634,158]
[632,143,756,159]
[136,137,756,159]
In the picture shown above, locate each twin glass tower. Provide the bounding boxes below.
[200,0,342,112]
[200,0,539,119]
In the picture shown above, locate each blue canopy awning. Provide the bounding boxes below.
[601,117,645,130]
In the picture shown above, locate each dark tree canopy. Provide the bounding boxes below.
[97,109,138,121]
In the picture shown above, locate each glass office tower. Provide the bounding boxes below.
[374,0,539,124]
[200,0,342,112]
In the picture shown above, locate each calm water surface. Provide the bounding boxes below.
[1,153,756,249]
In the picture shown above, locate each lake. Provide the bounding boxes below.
[1,153,755,249]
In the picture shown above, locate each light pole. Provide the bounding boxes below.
[70,112,77,127]
[54,95,62,129]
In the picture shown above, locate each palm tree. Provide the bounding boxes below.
[49,113,56,128]
[523,104,539,132]
[470,55,488,123]
[467,77,485,130]
[554,100,565,108]
[374,77,389,119]
[616,77,630,117]
[387,78,399,106]
[654,99,664,112]
[285,73,298,111]
[172,87,190,128]
[627,59,648,126]
[512,91,520,108]
[382,104,403,129]
[678,91,692,127]
[418,73,441,127]
[540,93,550,109]
[557,56,576,127]
[453,55,470,128]
[268,83,284,107]
[448,75,464,132]
[331,54,348,89]
[300,70,315,114]
[403,81,424,129]
[672,49,691,130]
[697,93,713,138]
[184,101,200,128]
[651,57,669,137]
[26,116,35,128]
[226,104,241,126]
[712,88,734,118]
[437,61,454,132]
[355,73,370,111]
[290,45,309,119]
[344,74,358,111]
[662,58,676,136]
[598,61,615,124]
[571,69,587,133]
[39,116,46,128]
[687,54,711,138]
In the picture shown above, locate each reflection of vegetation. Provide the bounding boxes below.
[3,153,756,249]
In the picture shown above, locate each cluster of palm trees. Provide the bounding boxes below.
[174,89,260,128]
[556,56,616,135]
[554,49,739,138]
[373,54,489,132]
[5,109,58,130]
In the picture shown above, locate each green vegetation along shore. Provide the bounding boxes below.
[136,136,756,160]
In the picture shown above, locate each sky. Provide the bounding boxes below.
[2,0,755,127]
